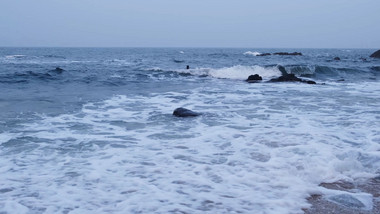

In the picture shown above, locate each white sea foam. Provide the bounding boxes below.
[170,65,282,80]
[0,81,379,213]
[208,65,281,80]
[5,55,26,59]
[243,51,261,56]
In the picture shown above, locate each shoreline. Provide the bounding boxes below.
[304,177,380,214]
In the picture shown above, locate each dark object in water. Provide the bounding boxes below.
[50,67,64,74]
[370,50,380,58]
[257,53,271,56]
[273,52,302,56]
[333,57,341,61]
[173,107,201,117]
[270,73,316,84]
[186,65,190,69]
[246,74,263,83]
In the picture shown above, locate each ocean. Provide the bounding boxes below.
[0,48,379,214]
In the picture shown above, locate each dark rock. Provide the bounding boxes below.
[338,79,345,82]
[304,80,316,84]
[270,73,302,82]
[246,74,262,83]
[370,50,380,58]
[360,57,367,61]
[257,53,271,56]
[273,52,302,56]
[173,108,201,117]
[333,57,341,61]
[270,73,316,84]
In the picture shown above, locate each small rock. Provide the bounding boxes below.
[246,74,262,83]
[173,108,201,117]
[334,57,341,61]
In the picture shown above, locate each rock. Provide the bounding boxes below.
[334,57,341,61]
[173,108,201,117]
[270,73,316,84]
[370,50,380,58]
[304,80,316,84]
[273,52,302,56]
[329,194,365,209]
[246,74,262,83]
[270,73,302,82]
[257,53,271,56]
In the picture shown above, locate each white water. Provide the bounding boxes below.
[1,80,379,214]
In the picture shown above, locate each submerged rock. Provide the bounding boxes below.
[370,50,380,58]
[173,108,201,117]
[246,74,263,83]
[269,73,316,84]
[273,52,302,56]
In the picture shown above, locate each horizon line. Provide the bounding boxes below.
[0,46,377,50]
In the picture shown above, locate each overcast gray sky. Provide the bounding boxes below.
[0,0,379,48]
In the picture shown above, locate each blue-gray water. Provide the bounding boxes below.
[0,48,379,213]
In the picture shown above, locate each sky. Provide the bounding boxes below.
[0,0,379,48]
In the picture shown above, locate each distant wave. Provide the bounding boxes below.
[145,64,379,82]
[5,55,27,59]
[243,51,261,56]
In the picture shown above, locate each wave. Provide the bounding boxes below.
[146,65,282,80]
[280,65,379,81]
[145,64,379,82]
[243,51,261,56]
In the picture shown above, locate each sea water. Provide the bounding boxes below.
[0,48,379,213]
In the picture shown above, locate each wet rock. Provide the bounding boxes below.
[334,57,341,61]
[273,52,302,56]
[269,73,302,82]
[304,80,317,84]
[246,74,262,83]
[173,107,201,117]
[370,50,380,58]
[329,194,365,209]
[269,73,316,84]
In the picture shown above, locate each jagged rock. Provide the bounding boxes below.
[246,74,263,83]
[273,52,302,56]
[370,50,380,58]
[173,108,201,117]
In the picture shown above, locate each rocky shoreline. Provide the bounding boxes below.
[304,177,380,214]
